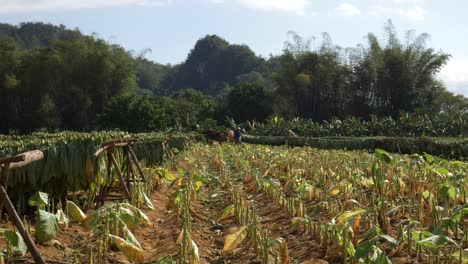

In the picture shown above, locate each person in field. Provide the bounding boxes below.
[234,127,241,144]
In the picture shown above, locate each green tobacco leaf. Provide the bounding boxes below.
[451,249,468,261]
[439,185,456,200]
[55,209,70,228]
[36,209,59,242]
[370,246,391,264]
[358,226,381,244]
[417,235,460,249]
[119,207,139,229]
[450,204,468,222]
[217,205,234,222]
[356,240,374,259]
[424,153,435,164]
[4,230,27,256]
[290,217,310,232]
[378,234,397,246]
[375,149,392,164]
[28,192,49,208]
[435,167,450,176]
[83,207,107,228]
[158,169,176,181]
[294,180,307,193]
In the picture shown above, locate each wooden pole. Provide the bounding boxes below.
[128,148,146,182]
[0,150,46,263]
[124,148,131,189]
[108,152,131,198]
[0,150,44,170]
[0,185,46,264]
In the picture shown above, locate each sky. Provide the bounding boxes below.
[0,0,467,96]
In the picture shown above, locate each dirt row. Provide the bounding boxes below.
[0,158,362,263]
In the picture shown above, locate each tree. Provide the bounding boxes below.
[0,27,137,133]
[348,21,450,117]
[171,89,220,128]
[227,83,272,122]
[273,33,351,121]
[160,35,264,96]
[100,95,173,132]
[135,58,171,95]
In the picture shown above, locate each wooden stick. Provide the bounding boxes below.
[124,148,131,190]
[0,150,43,169]
[95,142,138,157]
[0,185,46,264]
[101,138,138,148]
[109,153,131,198]
[128,148,146,182]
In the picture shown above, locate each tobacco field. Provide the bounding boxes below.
[0,141,467,264]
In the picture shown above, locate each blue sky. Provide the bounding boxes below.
[1,0,467,96]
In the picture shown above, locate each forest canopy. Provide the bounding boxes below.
[0,21,466,134]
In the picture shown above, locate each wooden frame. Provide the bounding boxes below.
[94,138,146,207]
[0,150,46,264]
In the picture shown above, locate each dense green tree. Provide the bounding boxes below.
[0,22,83,48]
[227,82,272,122]
[0,21,465,134]
[274,23,455,121]
[274,33,351,121]
[100,95,173,132]
[135,57,171,95]
[171,89,220,128]
[348,21,451,117]
[161,35,264,96]
[0,34,136,133]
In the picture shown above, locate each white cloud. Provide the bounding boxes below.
[336,3,361,16]
[438,60,468,96]
[370,0,426,21]
[1,0,310,15]
[209,0,310,15]
[0,0,172,14]
[396,5,425,20]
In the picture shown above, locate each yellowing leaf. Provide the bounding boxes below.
[217,205,234,222]
[66,201,86,222]
[222,226,248,255]
[190,239,200,264]
[328,180,352,197]
[121,203,152,226]
[360,178,374,188]
[337,209,366,227]
[157,168,176,181]
[109,234,145,263]
[122,226,142,249]
[176,229,183,244]
[328,187,340,197]
[142,191,155,210]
